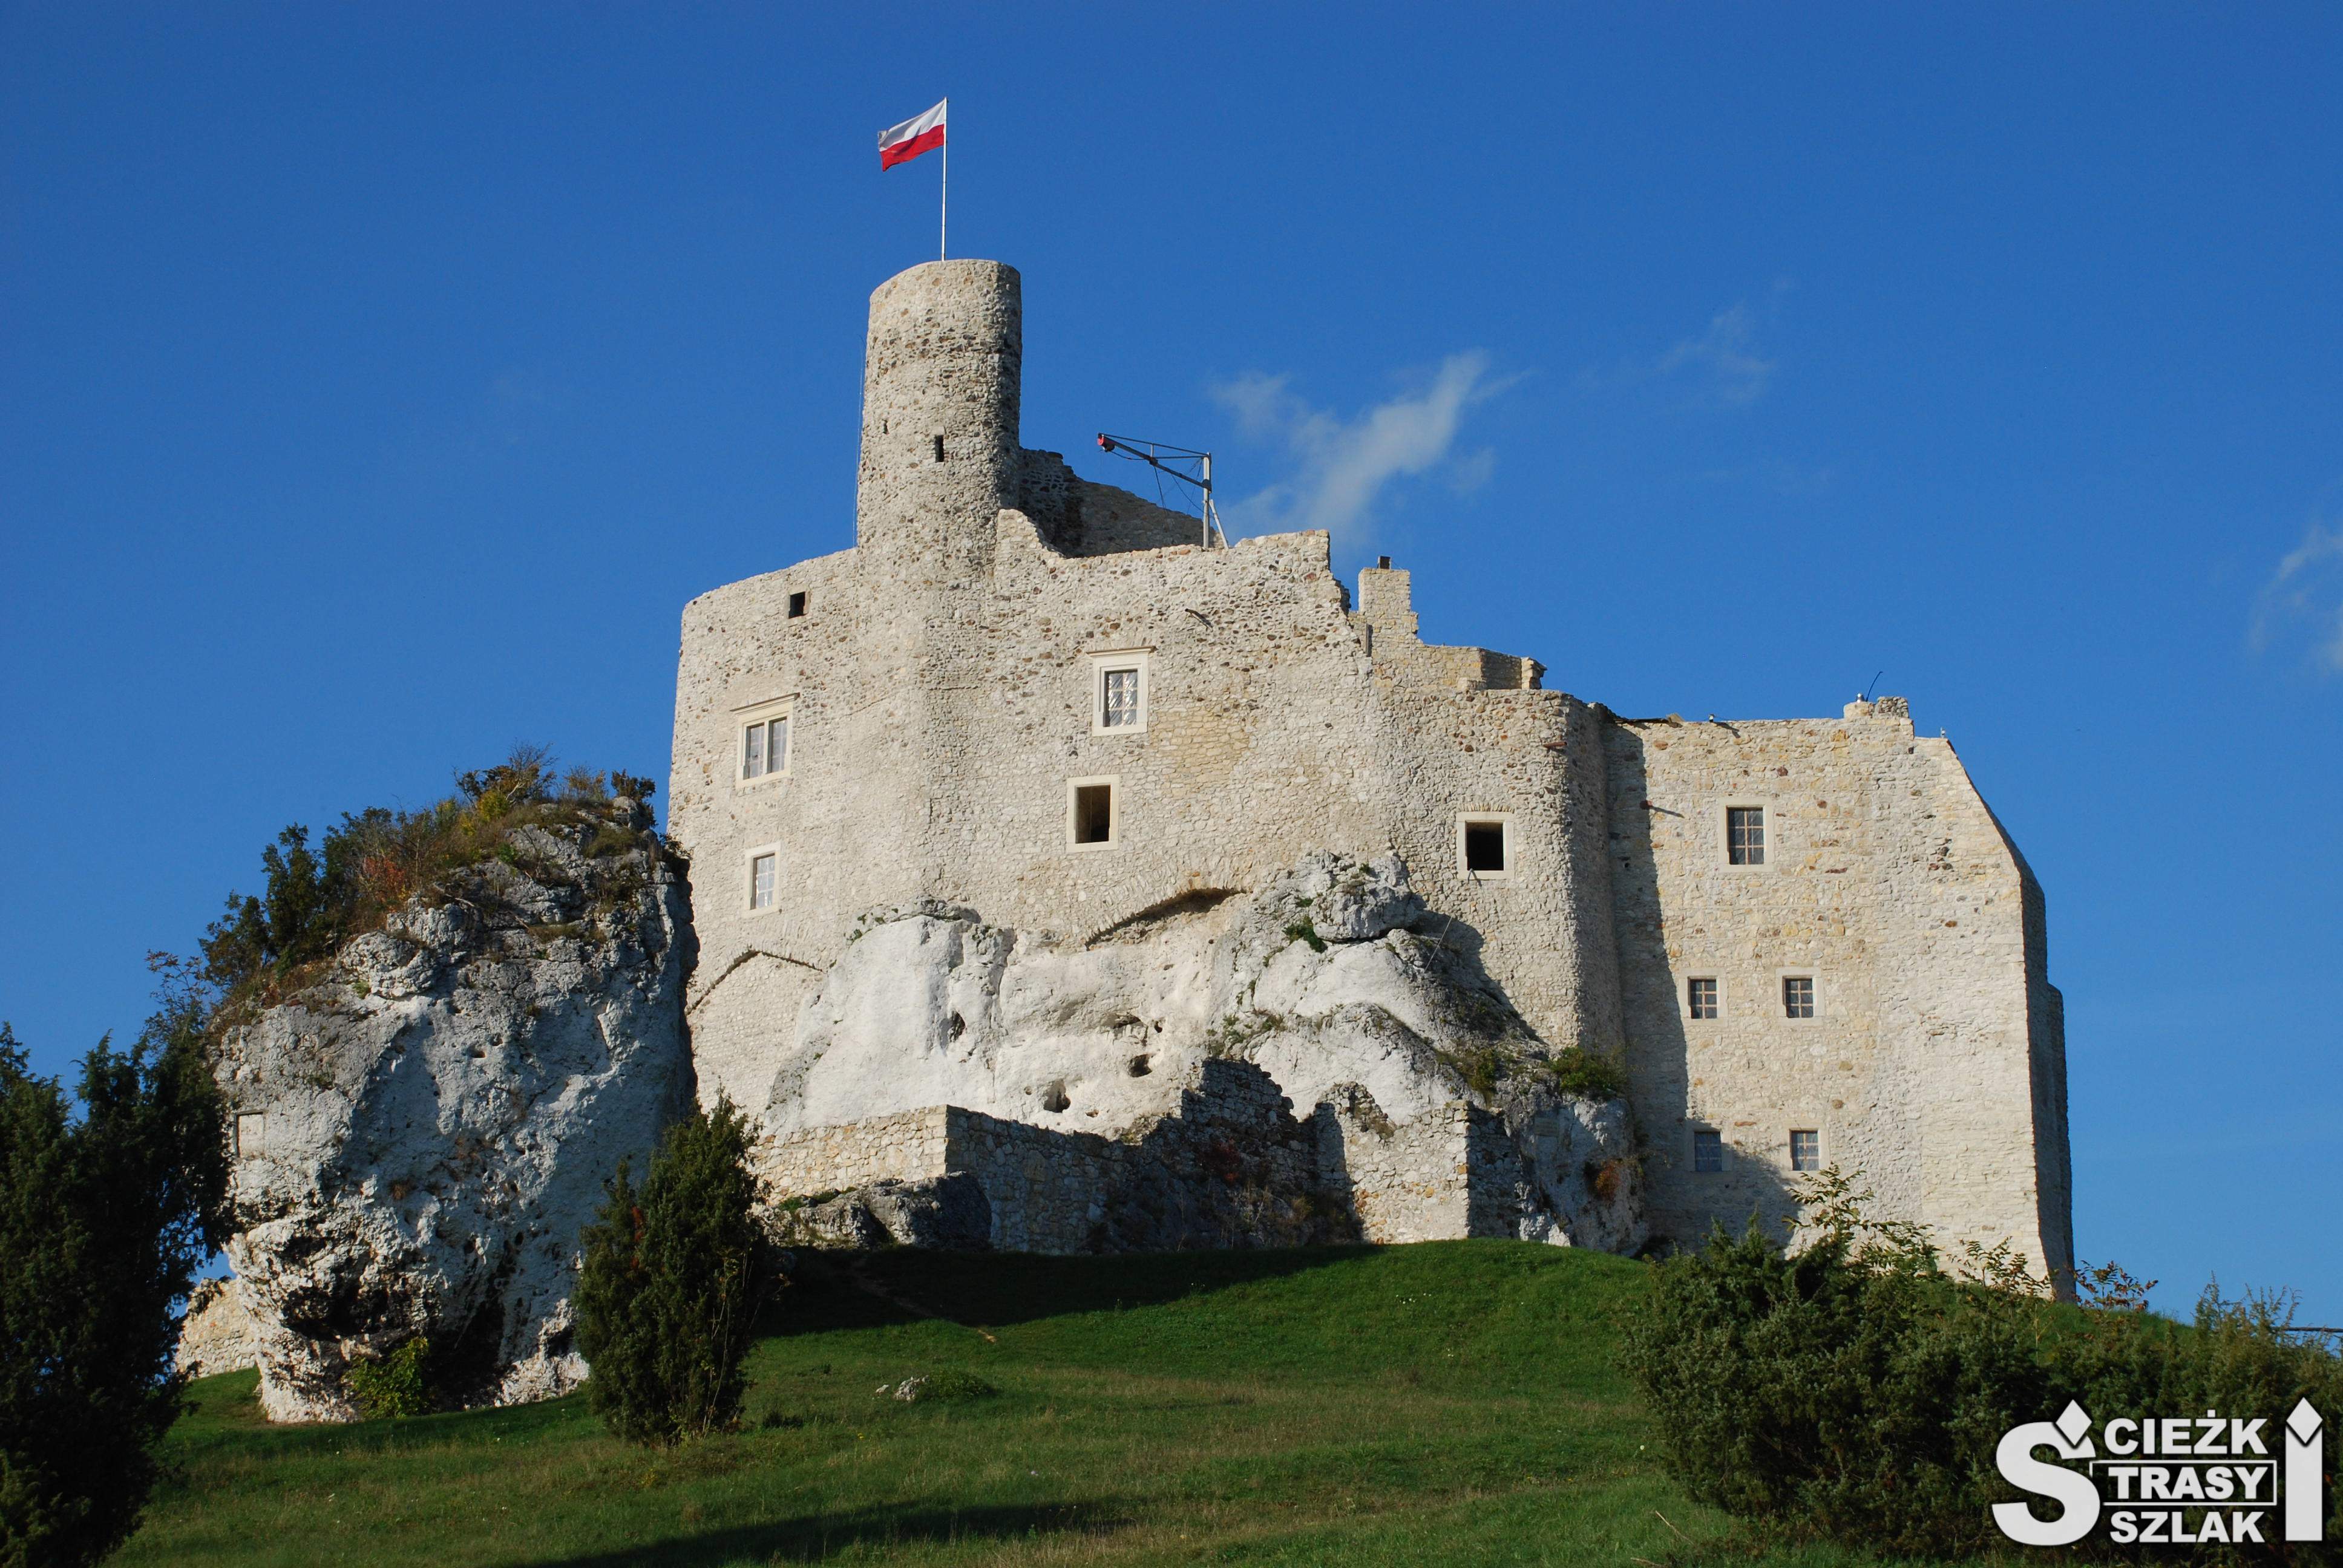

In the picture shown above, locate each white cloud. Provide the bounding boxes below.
[1210,353,1506,542]
[2250,520,2343,673]
[1651,303,1775,406]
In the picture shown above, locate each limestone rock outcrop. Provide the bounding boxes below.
[213,810,695,1422]
[174,1278,260,1380]
[756,853,1645,1252]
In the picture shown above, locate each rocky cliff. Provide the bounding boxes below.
[213,800,694,1422]
[756,853,1646,1252]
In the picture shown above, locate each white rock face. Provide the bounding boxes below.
[759,853,1645,1251]
[213,813,695,1422]
[174,1278,260,1380]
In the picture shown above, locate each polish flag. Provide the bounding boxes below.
[879,100,946,169]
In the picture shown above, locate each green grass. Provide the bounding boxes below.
[126,1243,1945,1567]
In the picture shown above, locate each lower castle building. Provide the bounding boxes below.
[668,258,2073,1277]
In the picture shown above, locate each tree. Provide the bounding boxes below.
[573,1099,765,1446]
[0,988,229,1568]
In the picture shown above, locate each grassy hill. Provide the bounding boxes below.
[126,1243,1898,1567]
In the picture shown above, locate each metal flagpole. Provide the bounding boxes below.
[939,102,948,261]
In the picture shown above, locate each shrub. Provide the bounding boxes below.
[1545,1047,1627,1100]
[1620,1169,2343,1560]
[0,988,229,1568]
[345,1338,433,1420]
[197,747,663,1011]
[574,1099,767,1446]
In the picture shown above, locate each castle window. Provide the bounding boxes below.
[1068,777,1118,849]
[933,434,946,462]
[787,590,807,618]
[1088,651,1150,734]
[1782,976,1816,1019]
[1727,805,1766,866]
[1790,1129,1821,1172]
[739,706,791,783]
[1693,1129,1722,1173]
[1459,815,1512,878]
[235,1112,265,1159]
[1687,977,1720,1020]
[747,849,778,912]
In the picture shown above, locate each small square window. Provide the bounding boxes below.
[1790,1129,1821,1172]
[1693,1129,1723,1173]
[1069,779,1117,848]
[787,590,807,618]
[1728,805,1766,866]
[741,714,790,781]
[1101,667,1141,728]
[1461,818,1509,875]
[1089,653,1150,733]
[1687,978,1719,1020]
[749,852,777,910]
[1782,976,1815,1019]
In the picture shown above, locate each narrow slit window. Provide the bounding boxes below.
[749,852,777,910]
[1073,782,1115,846]
[1693,1129,1723,1173]
[742,716,790,780]
[1790,1129,1821,1172]
[1687,978,1719,1020]
[932,433,946,462]
[787,590,807,618]
[1727,806,1766,865]
[1463,819,1507,874]
[1782,976,1815,1019]
[1101,667,1141,728]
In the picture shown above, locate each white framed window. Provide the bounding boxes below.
[737,701,793,786]
[745,844,781,913]
[1088,650,1150,734]
[1724,802,1767,867]
[1693,1128,1723,1173]
[1457,813,1513,880]
[1067,776,1119,850]
[1686,976,1721,1021]
[1789,1129,1821,1172]
[1780,974,1818,1021]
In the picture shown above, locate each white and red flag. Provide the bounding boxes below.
[878,100,946,169]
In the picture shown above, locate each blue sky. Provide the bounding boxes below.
[4,5,2337,1320]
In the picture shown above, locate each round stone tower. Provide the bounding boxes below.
[856,260,1023,582]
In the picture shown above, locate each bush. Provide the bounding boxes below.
[0,991,229,1568]
[1619,1170,2343,1560]
[1545,1047,1627,1100]
[197,747,662,1010]
[345,1338,433,1420]
[574,1099,767,1446]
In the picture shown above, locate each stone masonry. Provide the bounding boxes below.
[669,259,2073,1278]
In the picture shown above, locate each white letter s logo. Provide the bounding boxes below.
[1993,1402,2101,1547]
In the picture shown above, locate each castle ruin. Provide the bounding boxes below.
[669,259,2073,1275]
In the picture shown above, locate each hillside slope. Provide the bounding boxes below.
[128,1243,1913,1567]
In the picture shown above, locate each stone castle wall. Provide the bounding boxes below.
[672,257,2072,1273]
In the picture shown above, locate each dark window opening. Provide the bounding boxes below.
[1041,1082,1070,1113]
[932,433,946,462]
[1688,978,1719,1019]
[1791,1129,1821,1171]
[1127,1054,1152,1077]
[1073,783,1113,845]
[1463,819,1507,874]
[1693,1129,1723,1173]
[787,590,807,618]
[1728,805,1766,865]
[1783,976,1815,1019]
